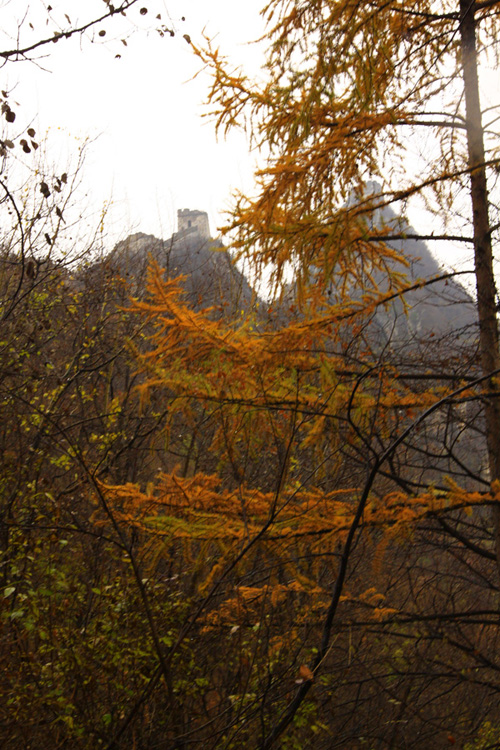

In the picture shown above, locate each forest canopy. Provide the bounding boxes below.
[2,2,500,749]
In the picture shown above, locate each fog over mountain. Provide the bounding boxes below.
[92,202,476,351]
[100,209,255,317]
[345,185,477,347]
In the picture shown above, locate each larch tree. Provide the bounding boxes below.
[5,1,500,748]
[195,0,500,743]
[77,0,500,745]
[104,0,500,747]
[195,0,500,561]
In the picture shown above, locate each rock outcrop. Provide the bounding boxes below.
[90,209,255,318]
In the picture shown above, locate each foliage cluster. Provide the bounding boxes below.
[2,1,500,749]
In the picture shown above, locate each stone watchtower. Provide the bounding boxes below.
[177,209,211,240]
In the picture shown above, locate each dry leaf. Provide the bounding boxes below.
[295,664,314,684]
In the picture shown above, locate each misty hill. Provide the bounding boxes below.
[84,209,255,319]
[82,204,476,348]
[340,186,478,346]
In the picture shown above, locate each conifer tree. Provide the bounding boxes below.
[95,2,500,745]
[197,0,500,563]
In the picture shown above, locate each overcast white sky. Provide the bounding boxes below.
[1,0,266,248]
[0,0,498,288]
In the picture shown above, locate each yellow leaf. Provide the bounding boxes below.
[296,664,314,684]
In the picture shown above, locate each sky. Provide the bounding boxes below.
[0,0,498,289]
[1,0,266,248]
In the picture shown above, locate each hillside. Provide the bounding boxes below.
[368,196,477,346]
[386,246,475,340]
[98,210,255,318]
[82,205,477,351]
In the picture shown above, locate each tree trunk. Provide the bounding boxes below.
[459,0,500,572]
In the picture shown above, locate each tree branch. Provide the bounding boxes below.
[0,0,140,61]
